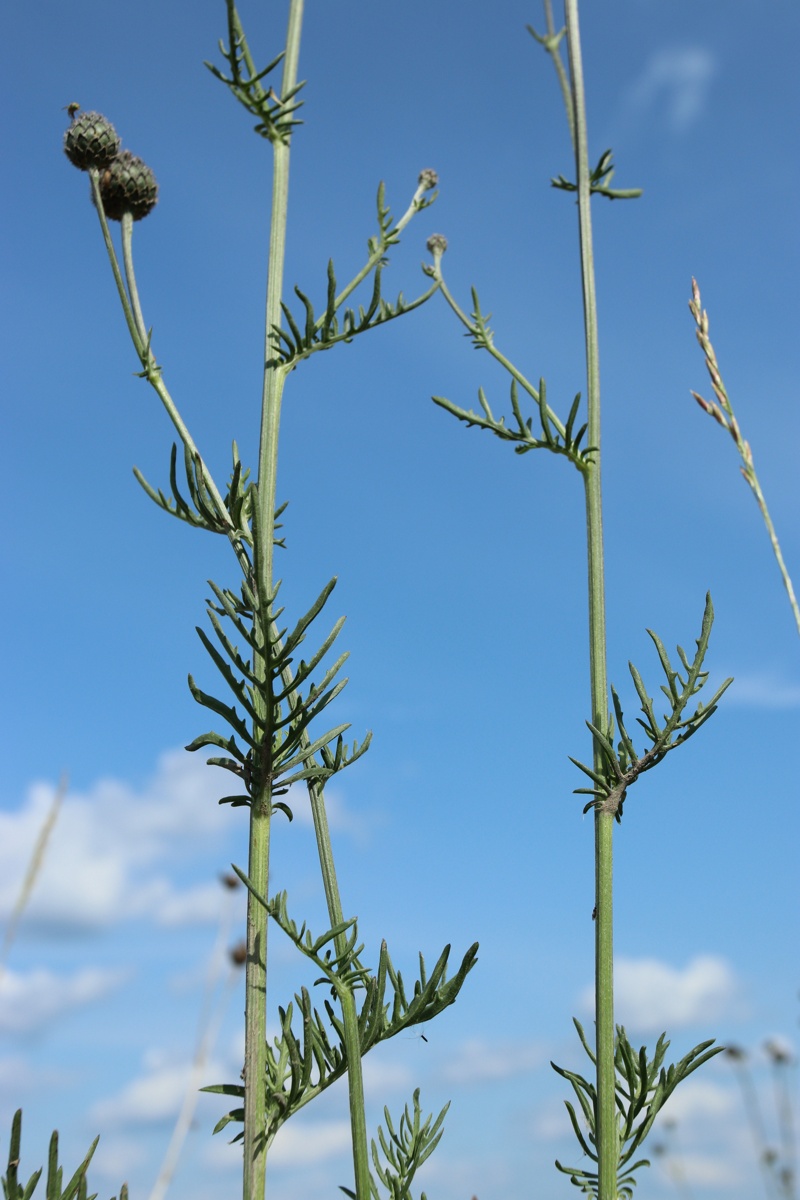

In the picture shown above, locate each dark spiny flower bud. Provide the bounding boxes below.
[426,233,448,256]
[64,109,120,171]
[418,168,439,191]
[96,149,158,221]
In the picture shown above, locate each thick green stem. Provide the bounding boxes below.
[564,1,616,1194]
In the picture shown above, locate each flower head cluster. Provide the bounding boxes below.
[63,105,158,222]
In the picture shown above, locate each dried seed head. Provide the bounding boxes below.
[418,168,439,191]
[229,940,247,967]
[63,109,121,171]
[96,149,158,221]
[426,233,448,257]
[764,1038,793,1066]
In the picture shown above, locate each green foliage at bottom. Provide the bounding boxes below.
[552,1019,723,1198]
[339,1090,447,1200]
[1,1110,126,1200]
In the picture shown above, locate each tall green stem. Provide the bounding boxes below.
[307,783,371,1199]
[244,4,304,1199]
[564,2,616,1194]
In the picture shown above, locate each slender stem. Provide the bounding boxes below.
[243,6,303,1200]
[431,267,575,442]
[120,213,148,344]
[91,178,256,579]
[250,2,371,1185]
[88,169,145,355]
[539,0,575,146]
[748,477,800,640]
[269,641,370,1194]
[323,180,433,324]
[564,1,615,1195]
[730,1056,779,1200]
[689,281,800,643]
[307,782,371,1199]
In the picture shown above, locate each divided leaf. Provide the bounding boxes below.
[571,593,732,819]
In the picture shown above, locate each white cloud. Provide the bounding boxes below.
[674,1153,741,1187]
[624,48,717,133]
[91,1049,227,1127]
[289,785,370,842]
[202,1116,351,1172]
[360,1055,414,1097]
[580,955,738,1032]
[204,1115,352,1169]
[0,966,127,1034]
[0,754,370,936]
[0,750,235,933]
[660,1078,735,1123]
[725,671,800,709]
[0,1055,34,1092]
[89,1135,148,1184]
[531,1104,572,1142]
[442,1038,544,1085]
[271,1119,351,1167]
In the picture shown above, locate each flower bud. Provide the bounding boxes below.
[63,110,120,171]
[418,168,439,191]
[96,149,158,221]
[426,233,448,256]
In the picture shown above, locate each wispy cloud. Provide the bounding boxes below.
[0,754,372,937]
[673,1153,742,1188]
[203,1114,351,1172]
[0,966,128,1034]
[0,751,236,933]
[580,955,738,1032]
[725,671,800,709]
[271,1119,352,1167]
[622,48,717,134]
[661,1078,735,1122]
[290,783,373,843]
[89,1136,149,1185]
[441,1037,544,1085]
[360,1054,414,1097]
[91,1048,227,1127]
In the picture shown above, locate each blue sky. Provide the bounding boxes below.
[2,1,799,1198]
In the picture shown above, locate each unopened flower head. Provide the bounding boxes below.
[95,149,158,221]
[418,168,439,191]
[426,233,448,258]
[64,110,120,171]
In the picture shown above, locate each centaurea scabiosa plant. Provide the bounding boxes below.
[425,1,729,1196]
[60,4,476,1200]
